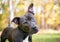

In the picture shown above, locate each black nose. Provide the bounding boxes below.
[32,27,38,33]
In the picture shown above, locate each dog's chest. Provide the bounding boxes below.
[23,35,29,42]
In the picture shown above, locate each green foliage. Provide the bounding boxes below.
[2,4,8,10]
[57,14,60,24]
[0,14,8,31]
[0,0,2,1]
[0,14,2,20]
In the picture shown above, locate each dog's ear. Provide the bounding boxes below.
[12,17,20,24]
[28,3,34,15]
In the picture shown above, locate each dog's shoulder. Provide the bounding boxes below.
[3,27,14,32]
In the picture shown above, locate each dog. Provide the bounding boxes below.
[1,3,38,42]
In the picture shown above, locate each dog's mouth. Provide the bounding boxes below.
[29,27,38,34]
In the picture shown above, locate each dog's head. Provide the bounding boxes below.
[12,3,38,34]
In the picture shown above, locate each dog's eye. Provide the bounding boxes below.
[23,22,28,24]
[28,17,31,20]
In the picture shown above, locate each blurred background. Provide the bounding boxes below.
[0,0,60,42]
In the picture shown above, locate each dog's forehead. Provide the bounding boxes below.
[20,14,33,19]
[20,16,26,22]
[25,13,34,18]
[20,14,35,23]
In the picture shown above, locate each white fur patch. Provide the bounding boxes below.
[23,36,29,42]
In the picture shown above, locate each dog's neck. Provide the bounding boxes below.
[18,26,28,33]
[17,26,29,42]
[17,26,29,39]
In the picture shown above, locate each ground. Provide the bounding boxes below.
[32,33,60,42]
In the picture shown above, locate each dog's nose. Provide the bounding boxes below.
[32,27,38,33]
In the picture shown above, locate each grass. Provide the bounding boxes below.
[1,33,60,42]
[32,33,60,42]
